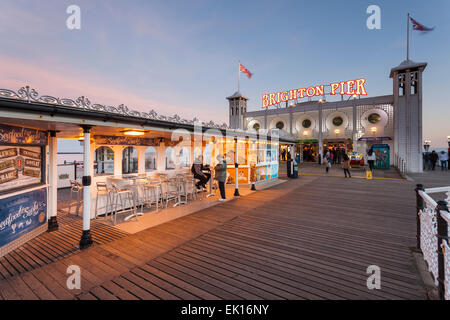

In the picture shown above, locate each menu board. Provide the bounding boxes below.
[0,146,42,192]
[0,188,47,247]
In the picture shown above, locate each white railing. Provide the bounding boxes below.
[394,153,407,176]
[417,185,450,300]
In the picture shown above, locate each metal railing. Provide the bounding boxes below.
[394,153,407,177]
[416,184,450,300]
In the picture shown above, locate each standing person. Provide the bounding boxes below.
[342,152,351,178]
[430,150,439,170]
[324,150,331,173]
[439,151,448,171]
[424,152,430,170]
[337,148,342,164]
[367,148,376,172]
[214,155,227,201]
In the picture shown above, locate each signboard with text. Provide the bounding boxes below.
[0,188,47,247]
[262,78,367,108]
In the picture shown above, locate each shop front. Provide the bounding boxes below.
[0,87,295,256]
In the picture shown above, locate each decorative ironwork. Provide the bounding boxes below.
[442,240,450,300]
[419,199,439,285]
[0,86,231,130]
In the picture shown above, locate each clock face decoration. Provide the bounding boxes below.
[302,119,311,128]
[368,113,381,124]
[332,116,343,126]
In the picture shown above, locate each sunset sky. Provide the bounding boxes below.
[1,0,449,147]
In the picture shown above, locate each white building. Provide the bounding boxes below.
[228,60,427,173]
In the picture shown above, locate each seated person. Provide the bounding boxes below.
[191,156,210,189]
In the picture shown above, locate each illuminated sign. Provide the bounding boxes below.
[262,78,367,108]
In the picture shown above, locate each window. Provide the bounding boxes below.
[368,113,381,124]
[204,144,212,165]
[410,71,418,95]
[302,119,311,128]
[122,147,138,174]
[275,121,284,130]
[95,146,114,175]
[398,73,405,96]
[253,123,260,131]
[145,147,157,171]
[332,116,343,126]
[194,147,202,161]
[165,147,175,170]
[178,147,190,168]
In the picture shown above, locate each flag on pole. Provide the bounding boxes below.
[239,63,252,78]
[410,17,434,32]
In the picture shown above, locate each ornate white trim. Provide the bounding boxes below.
[0,86,230,130]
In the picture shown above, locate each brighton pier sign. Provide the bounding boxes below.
[262,78,367,108]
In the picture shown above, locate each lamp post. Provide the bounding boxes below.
[447,136,450,148]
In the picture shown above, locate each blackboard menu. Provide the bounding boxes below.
[0,188,47,247]
[0,146,42,192]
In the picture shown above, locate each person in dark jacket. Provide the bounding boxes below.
[342,153,351,178]
[191,156,210,189]
[430,150,439,170]
[214,154,227,201]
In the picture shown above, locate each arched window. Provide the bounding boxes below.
[165,147,175,170]
[194,147,202,162]
[145,147,157,171]
[204,144,212,165]
[178,147,190,168]
[122,147,138,174]
[95,146,114,175]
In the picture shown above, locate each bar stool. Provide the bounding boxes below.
[142,178,161,212]
[110,182,136,225]
[95,182,112,220]
[160,177,179,208]
[68,180,83,216]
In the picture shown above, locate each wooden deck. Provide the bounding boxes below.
[0,210,129,282]
[0,176,426,300]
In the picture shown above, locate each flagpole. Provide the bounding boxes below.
[407,13,410,61]
[238,60,240,92]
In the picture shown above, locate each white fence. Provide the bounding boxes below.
[417,185,450,300]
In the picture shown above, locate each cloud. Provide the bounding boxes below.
[0,55,209,120]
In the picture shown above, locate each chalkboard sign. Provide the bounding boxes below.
[0,188,47,247]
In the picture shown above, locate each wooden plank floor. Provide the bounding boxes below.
[0,210,129,282]
[0,176,427,300]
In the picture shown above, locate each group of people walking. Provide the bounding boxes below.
[323,148,376,178]
[423,150,448,171]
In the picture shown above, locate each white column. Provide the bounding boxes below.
[234,137,240,196]
[48,131,58,231]
[318,104,323,164]
[80,126,93,249]
[352,101,357,152]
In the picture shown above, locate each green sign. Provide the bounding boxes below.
[297,139,318,144]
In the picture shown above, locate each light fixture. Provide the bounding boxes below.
[335,129,340,134]
[371,127,377,134]
[122,130,145,136]
[303,131,308,136]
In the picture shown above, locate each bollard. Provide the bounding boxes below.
[415,184,425,250]
[436,200,449,300]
